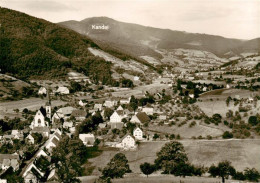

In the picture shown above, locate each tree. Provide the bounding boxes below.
[51,136,87,183]
[208,161,236,183]
[104,108,113,120]
[101,153,131,179]
[154,141,188,173]
[248,116,258,126]
[140,162,155,177]
[244,168,260,182]
[222,131,233,139]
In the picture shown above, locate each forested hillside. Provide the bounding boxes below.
[0,8,156,84]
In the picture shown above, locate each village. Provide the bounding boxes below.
[0,57,260,183]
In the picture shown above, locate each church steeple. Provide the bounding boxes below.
[45,88,51,120]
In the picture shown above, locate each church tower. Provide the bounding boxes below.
[45,88,52,121]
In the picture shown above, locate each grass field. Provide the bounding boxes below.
[88,139,260,176]
[0,98,67,118]
[197,89,260,117]
[147,123,224,139]
[80,174,246,183]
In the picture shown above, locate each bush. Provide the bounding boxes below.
[222,131,233,139]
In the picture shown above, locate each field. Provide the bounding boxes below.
[80,174,244,183]
[88,139,260,177]
[0,98,67,118]
[198,89,260,117]
[147,123,224,139]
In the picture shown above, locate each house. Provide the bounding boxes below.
[52,106,75,122]
[142,107,154,115]
[0,154,20,171]
[189,94,195,98]
[71,110,87,121]
[104,100,118,108]
[38,87,47,95]
[24,171,38,183]
[134,76,139,81]
[120,97,131,104]
[79,99,88,107]
[159,115,167,121]
[26,134,35,144]
[11,130,23,140]
[56,86,70,94]
[117,105,124,111]
[31,127,50,137]
[110,122,124,130]
[94,104,103,111]
[130,112,150,124]
[23,162,44,182]
[79,134,95,147]
[133,127,143,140]
[110,111,125,123]
[0,179,7,183]
[30,107,49,129]
[45,137,59,153]
[47,169,59,182]
[116,135,136,150]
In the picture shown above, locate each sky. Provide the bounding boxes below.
[1,0,260,40]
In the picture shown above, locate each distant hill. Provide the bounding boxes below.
[59,17,260,57]
[0,8,156,84]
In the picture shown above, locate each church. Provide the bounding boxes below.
[30,91,52,136]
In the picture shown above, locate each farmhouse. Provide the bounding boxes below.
[79,99,88,107]
[110,111,125,123]
[116,135,136,150]
[56,86,70,94]
[0,154,20,171]
[94,104,103,111]
[130,112,150,124]
[133,127,143,140]
[31,127,50,137]
[104,100,118,108]
[79,134,95,147]
[142,107,154,115]
[26,134,35,144]
[38,87,47,95]
[71,110,87,121]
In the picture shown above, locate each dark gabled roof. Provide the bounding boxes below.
[39,106,47,117]
[53,132,62,140]
[0,154,19,163]
[71,110,87,117]
[136,112,150,123]
[116,110,124,116]
[51,137,59,146]
[32,127,50,133]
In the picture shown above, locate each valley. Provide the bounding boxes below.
[0,6,260,183]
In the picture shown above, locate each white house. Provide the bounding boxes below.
[133,127,143,140]
[79,134,95,147]
[117,105,124,111]
[26,134,35,144]
[56,86,70,94]
[94,104,103,111]
[0,154,20,171]
[116,135,136,150]
[38,87,47,95]
[120,97,131,104]
[104,100,118,108]
[45,137,59,153]
[142,107,154,115]
[110,111,125,123]
[79,99,88,107]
